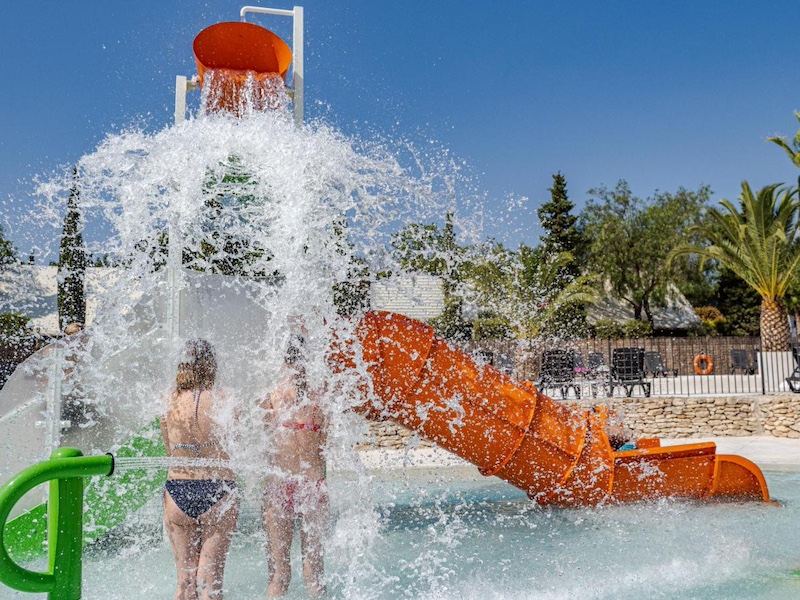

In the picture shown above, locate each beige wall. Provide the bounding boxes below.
[356,394,800,450]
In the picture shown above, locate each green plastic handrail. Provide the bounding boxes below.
[0,448,114,600]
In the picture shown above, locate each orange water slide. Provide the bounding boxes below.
[342,311,769,506]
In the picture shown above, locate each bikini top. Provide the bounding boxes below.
[170,387,219,455]
[172,440,218,455]
[281,421,321,433]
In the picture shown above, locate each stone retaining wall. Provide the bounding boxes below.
[358,394,800,449]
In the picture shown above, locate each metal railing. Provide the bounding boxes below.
[467,336,800,398]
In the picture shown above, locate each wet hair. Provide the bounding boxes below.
[176,339,217,391]
[64,323,83,336]
[285,334,306,367]
[284,334,308,394]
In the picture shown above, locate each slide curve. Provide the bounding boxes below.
[342,311,770,506]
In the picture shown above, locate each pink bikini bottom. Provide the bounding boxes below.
[266,478,328,514]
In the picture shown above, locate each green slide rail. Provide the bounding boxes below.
[0,447,114,600]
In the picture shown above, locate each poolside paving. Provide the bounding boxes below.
[662,435,800,469]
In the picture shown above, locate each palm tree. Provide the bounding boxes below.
[767,112,800,175]
[669,182,800,351]
[514,250,598,339]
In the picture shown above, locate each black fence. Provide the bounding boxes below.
[466,336,800,398]
[4,334,800,399]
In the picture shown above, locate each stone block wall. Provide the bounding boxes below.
[357,394,800,449]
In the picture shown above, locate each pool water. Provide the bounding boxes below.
[3,467,800,599]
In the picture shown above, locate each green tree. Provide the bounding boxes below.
[183,157,273,277]
[714,267,761,336]
[0,313,31,344]
[0,225,17,266]
[57,169,87,330]
[580,180,710,325]
[767,112,800,190]
[329,217,371,316]
[536,173,588,334]
[670,182,800,350]
[537,172,582,277]
[467,242,596,340]
[391,213,472,340]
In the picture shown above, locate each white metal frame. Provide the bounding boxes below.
[174,5,304,126]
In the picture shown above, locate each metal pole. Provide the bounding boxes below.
[174,76,187,124]
[292,6,304,125]
[238,5,304,124]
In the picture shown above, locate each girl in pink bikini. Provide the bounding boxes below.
[262,334,328,598]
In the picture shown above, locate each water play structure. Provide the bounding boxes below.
[0,4,774,598]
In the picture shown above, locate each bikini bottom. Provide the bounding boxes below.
[265,478,328,515]
[165,479,236,521]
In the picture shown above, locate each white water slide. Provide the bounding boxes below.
[0,269,275,516]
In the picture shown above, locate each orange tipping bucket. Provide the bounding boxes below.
[194,22,292,84]
[193,22,293,113]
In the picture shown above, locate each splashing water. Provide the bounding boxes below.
[0,83,484,598]
[3,75,798,600]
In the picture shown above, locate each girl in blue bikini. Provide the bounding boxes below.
[161,339,239,600]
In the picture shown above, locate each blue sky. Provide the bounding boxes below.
[2,1,800,260]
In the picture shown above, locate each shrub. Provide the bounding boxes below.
[472,312,513,340]
[592,319,624,339]
[695,306,726,336]
[0,313,31,345]
[622,319,653,338]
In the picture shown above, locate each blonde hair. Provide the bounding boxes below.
[175,339,217,391]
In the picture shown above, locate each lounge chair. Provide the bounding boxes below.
[608,347,651,397]
[786,345,800,393]
[587,351,607,376]
[537,349,581,399]
[643,350,677,377]
[730,349,756,375]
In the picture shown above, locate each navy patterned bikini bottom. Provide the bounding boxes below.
[164,479,237,520]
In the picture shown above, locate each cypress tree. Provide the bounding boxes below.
[537,172,582,275]
[58,168,87,330]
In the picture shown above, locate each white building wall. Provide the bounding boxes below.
[369,273,444,321]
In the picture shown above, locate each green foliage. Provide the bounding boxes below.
[714,268,761,336]
[89,253,114,267]
[183,157,274,277]
[0,224,17,266]
[392,213,475,342]
[428,298,472,342]
[537,172,583,273]
[472,311,513,340]
[536,173,588,332]
[767,112,800,170]
[622,318,653,338]
[391,212,465,298]
[694,306,726,336]
[592,319,624,339]
[0,313,32,344]
[669,182,800,348]
[464,241,596,340]
[581,180,710,325]
[330,218,371,316]
[57,170,87,330]
[671,183,800,300]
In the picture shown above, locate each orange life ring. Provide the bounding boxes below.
[693,353,714,375]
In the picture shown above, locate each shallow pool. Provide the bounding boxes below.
[4,467,800,599]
